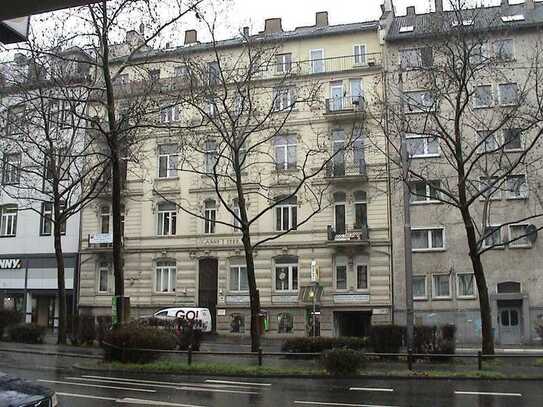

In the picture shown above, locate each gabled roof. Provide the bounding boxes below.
[386,2,543,42]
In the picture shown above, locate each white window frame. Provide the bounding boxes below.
[157,144,178,179]
[40,202,53,236]
[410,180,441,204]
[309,49,325,74]
[0,205,17,237]
[274,134,297,170]
[355,263,369,291]
[498,82,519,106]
[334,257,348,291]
[275,201,297,232]
[413,275,428,300]
[204,139,217,174]
[432,274,452,299]
[204,201,216,234]
[494,38,514,61]
[479,176,501,201]
[503,128,523,152]
[155,261,176,293]
[411,227,446,252]
[405,134,440,158]
[482,224,504,249]
[98,263,110,294]
[229,264,248,292]
[159,103,181,123]
[477,129,499,153]
[157,203,177,236]
[403,90,436,113]
[353,44,367,65]
[275,53,292,74]
[2,152,21,185]
[508,224,533,248]
[273,87,293,111]
[474,84,493,108]
[275,262,298,292]
[506,174,528,199]
[456,273,476,299]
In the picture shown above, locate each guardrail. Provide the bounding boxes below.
[101,341,543,371]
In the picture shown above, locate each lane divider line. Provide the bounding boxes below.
[349,387,394,392]
[294,401,399,407]
[79,375,256,390]
[205,379,272,387]
[38,379,156,393]
[56,392,207,407]
[454,391,522,397]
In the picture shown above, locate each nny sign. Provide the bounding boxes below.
[0,259,22,269]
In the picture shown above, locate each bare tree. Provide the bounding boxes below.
[376,5,543,354]
[154,19,367,351]
[0,42,109,343]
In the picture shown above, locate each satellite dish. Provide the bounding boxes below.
[526,224,538,243]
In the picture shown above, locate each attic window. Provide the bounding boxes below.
[452,19,473,27]
[501,15,525,23]
[399,25,414,33]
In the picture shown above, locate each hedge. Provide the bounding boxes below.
[282,336,368,353]
[0,309,22,338]
[8,323,46,344]
[321,349,364,375]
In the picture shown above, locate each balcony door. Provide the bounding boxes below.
[329,81,343,111]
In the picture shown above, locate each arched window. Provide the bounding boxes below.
[204,199,216,234]
[274,195,297,231]
[277,312,294,333]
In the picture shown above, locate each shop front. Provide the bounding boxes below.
[0,254,77,329]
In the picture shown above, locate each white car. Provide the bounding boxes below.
[153,307,212,332]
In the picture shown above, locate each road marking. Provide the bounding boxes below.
[294,401,399,407]
[349,387,394,393]
[56,392,206,406]
[82,374,258,389]
[455,391,522,397]
[205,379,271,387]
[38,379,156,393]
[177,386,258,395]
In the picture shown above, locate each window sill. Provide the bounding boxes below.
[474,105,493,110]
[432,296,452,301]
[503,148,524,153]
[412,248,446,253]
[482,245,505,250]
[457,295,477,300]
[153,292,177,295]
[414,297,428,301]
[0,235,16,238]
[274,290,299,294]
[155,177,179,182]
[509,244,532,249]
[411,200,442,206]
[506,196,528,201]
[410,154,441,159]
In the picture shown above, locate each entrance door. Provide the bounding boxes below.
[498,307,521,345]
[35,296,55,328]
[198,258,218,332]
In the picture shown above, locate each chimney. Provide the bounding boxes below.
[527,0,535,10]
[315,11,329,27]
[243,26,250,37]
[264,18,283,34]
[435,0,443,12]
[184,29,198,45]
[406,6,416,16]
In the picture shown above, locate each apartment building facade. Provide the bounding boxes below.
[382,0,543,344]
[78,12,393,337]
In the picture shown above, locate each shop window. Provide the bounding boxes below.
[277,312,294,333]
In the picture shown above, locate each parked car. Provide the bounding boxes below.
[0,373,58,406]
[153,307,212,333]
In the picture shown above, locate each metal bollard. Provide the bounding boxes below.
[477,351,482,371]
[407,349,413,371]
[258,347,263,366]
[188,345,193,366]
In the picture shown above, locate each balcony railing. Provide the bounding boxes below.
[326,159,366,178]
[325,96,365,114]
[327,225,369,244]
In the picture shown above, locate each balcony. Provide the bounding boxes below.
[325,96,365,115]
[325,159,367,182]
[326,225,369,248]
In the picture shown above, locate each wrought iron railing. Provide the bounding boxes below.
[327,225,369,242]
[325,96,365,113]
[326,159,366,178]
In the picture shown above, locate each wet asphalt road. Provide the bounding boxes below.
[0,352,543,406]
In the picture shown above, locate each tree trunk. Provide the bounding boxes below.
[459,207,495,355]
[111,147,125,324]
[242,231,261,352]
[53,216,67,345]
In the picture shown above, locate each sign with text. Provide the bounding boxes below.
[0,259,22,269]
[89,233,113,244]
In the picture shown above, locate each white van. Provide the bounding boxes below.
[153,307,212,333]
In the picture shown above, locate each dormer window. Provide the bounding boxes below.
[501,15,524,23]
[399,25,414,33]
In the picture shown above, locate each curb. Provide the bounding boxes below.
[72,363,543,381]
[0,347,102,360]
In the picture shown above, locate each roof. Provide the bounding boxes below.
[386,2,543,41]
[111,20,380,63]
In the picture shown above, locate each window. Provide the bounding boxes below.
[483,225,503,248]
[330,129,346,176]
[354,190,367,229]
[157,202,177,236]
[275,262,298,291]
[353,44,366,65]
[155,261,176,293]
[232,198,241,229]
[477,130,499,153]
[507,175,528,199]
[336,263,347,290]
[356,264,368,290]
[413,276,427,300]
[509,224,532,248]
[149,69,160,81]
[433,275,451,298]
[503,128,522,151]
[98,262,110,293]
[274,135,297,170]
[495,39,514,61]
[474,85,492,108]
[204,200,216,234]
[174,65,188,78]
[0,205,17,237]
[2,153,21,185]
[208,61,220,84]
[334,192,346,235]
[471,43,490,64]
[158,144,178,178]
[480,176,501,200]
[204,139,217,174]
[351,79,364,109]
[277,313,293,333]
[275,53,292,74]
[399,25,414,33]
[399,47,432,70]
[457,274,475,298]
[159,103,181,123]
[229,265,248,292]
[404,90,435,113]
[410,180,440,203]
[406,134,439,158]
[275,195,297,231]
[100,205,110,234]
[329,81,344,111]
[114,73,129,85]
[411,227,445,251]
[273,87,293,111]
[206,97,218,117]
[310,49,325,73]
[498,83,518,106]
[39,202,65,236]
[501,14,524,23]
